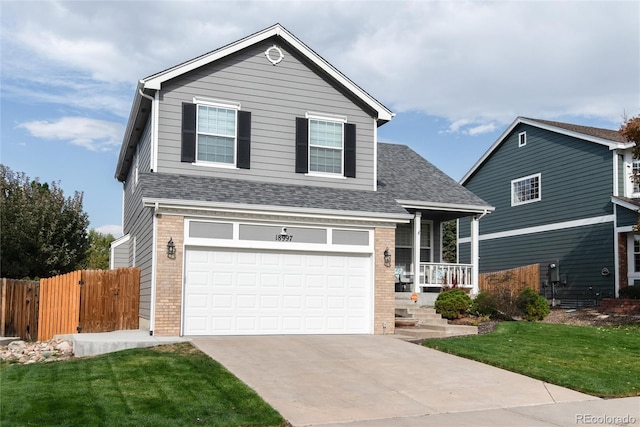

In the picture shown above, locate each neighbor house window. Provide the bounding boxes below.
[309,119,343,174]
[633,160,640,195]
[518,131,527,147]
[511,173,541,206]
[197,105,236,164]
[634,236,640,273]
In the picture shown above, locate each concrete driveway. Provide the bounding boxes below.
[190,335,607,426]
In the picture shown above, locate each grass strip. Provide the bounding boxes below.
[422,322,640,398]
[1,342,286,427]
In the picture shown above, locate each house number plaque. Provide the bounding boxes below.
[276,227,293,242]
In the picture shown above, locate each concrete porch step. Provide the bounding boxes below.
[393,328,446,340]
[395,323,478,340]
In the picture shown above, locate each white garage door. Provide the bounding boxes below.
[183,249,372,335]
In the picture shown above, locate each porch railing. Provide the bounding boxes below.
[419,262,473,289]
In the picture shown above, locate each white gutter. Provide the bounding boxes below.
[397,200,495,214]
[142,197,412,224]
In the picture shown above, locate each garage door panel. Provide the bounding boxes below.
[184,249,371,335]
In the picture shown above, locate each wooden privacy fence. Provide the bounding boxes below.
[479,264,540,296]
[1,268,139,341]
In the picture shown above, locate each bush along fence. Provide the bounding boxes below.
[1,268,140,341]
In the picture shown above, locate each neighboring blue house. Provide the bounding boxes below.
[110,24,491,337]
[458,117,636,302]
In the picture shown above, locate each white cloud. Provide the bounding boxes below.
[17,117,125,151]
[94,224,123,238]
[1,0,638,135]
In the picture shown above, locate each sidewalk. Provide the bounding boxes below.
[318,397,640,427]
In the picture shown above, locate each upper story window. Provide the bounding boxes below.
[197,105,236,165]
[632,160,640,195]
[309,119,343,174]
[518,131,527,147]
[511,173,541,206]
[295,113,356,178]
[181,98,251,169]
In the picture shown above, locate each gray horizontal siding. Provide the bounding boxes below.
[123,117,154,321]
[111,240,129,269]
[156,38,376,190]
[465,124,614,235]
[475,222,614,294]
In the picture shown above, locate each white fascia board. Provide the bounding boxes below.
[110,233,131,249]
[460,116,631,185]
[141,24,394,122]
[142,197,412,223]
[397,200,495,214]
[611,196,640,212]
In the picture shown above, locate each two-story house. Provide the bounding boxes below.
[459,117,636,303]
[111,24,492,337]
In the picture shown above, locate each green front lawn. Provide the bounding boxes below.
[423,322,640,398]
[1,343,286,427]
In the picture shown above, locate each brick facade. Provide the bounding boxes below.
[373,227,396,335]
[618,232,629,290]
[154,214,184,336]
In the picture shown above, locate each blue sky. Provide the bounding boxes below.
[2,1,639,237]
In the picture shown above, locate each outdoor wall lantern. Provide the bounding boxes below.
[383,247,392,267]
[167,238,176,257]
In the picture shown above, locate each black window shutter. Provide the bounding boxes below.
[344,123,356,178]
[237,111,251,169]
[295,117,308,173]
[181,103,197,163]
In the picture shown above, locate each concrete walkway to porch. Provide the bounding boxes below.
[56,329,188,357]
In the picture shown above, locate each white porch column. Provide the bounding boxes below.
[413,212,421,293]
[470,215,480,295]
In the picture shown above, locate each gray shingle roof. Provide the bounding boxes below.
[139,173,408,216]
[377,143,491,208]
[523,118,627,143]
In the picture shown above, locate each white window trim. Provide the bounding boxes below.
[193,97,241,168]
[305,112,346,177]
[518,131,527,147]
[511,173,542,206]
[628,234,640,282]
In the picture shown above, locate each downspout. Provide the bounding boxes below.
[149,201,159,336]
[138,87,155,172]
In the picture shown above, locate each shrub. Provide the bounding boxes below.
[516,288,550,321]
[619,286,640,299]
[469,292,498,317]
[435,288,472,319]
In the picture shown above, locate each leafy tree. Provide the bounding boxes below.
[621,115,640,229]
[442,219,457,263]
[1,165,89,278]
[84,230,115,270]
[621,114,640,158]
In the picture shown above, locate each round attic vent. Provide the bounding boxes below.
[264,45,284,65]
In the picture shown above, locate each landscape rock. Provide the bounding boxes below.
[0,338,74,364]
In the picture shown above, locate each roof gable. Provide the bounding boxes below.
[143,24,393,122]
[461,116,633,184]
